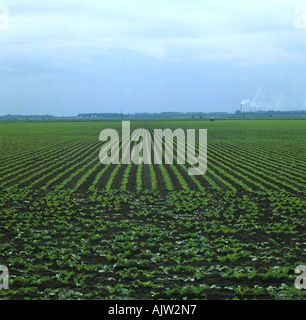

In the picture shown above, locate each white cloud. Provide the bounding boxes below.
[1,0,306,115]
[1,0,304,62]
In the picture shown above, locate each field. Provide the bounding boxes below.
[0,119,305,300]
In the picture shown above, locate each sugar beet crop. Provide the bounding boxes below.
[0,119,305,300]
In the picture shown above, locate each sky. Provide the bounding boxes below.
[1,0,306,116]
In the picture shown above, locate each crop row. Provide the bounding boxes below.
[0,122,304,196]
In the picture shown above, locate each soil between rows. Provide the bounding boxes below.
[1,186,304,300]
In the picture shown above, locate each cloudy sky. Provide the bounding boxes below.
[0,0,306,116]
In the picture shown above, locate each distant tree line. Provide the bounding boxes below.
[77,111,243,119]
[77,110,306,119]
[0,114,55,120]
[1,110,306,121]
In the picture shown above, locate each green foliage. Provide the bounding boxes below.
[0,119,305,300]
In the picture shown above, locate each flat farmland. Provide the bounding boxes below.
[0,119,305,300]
